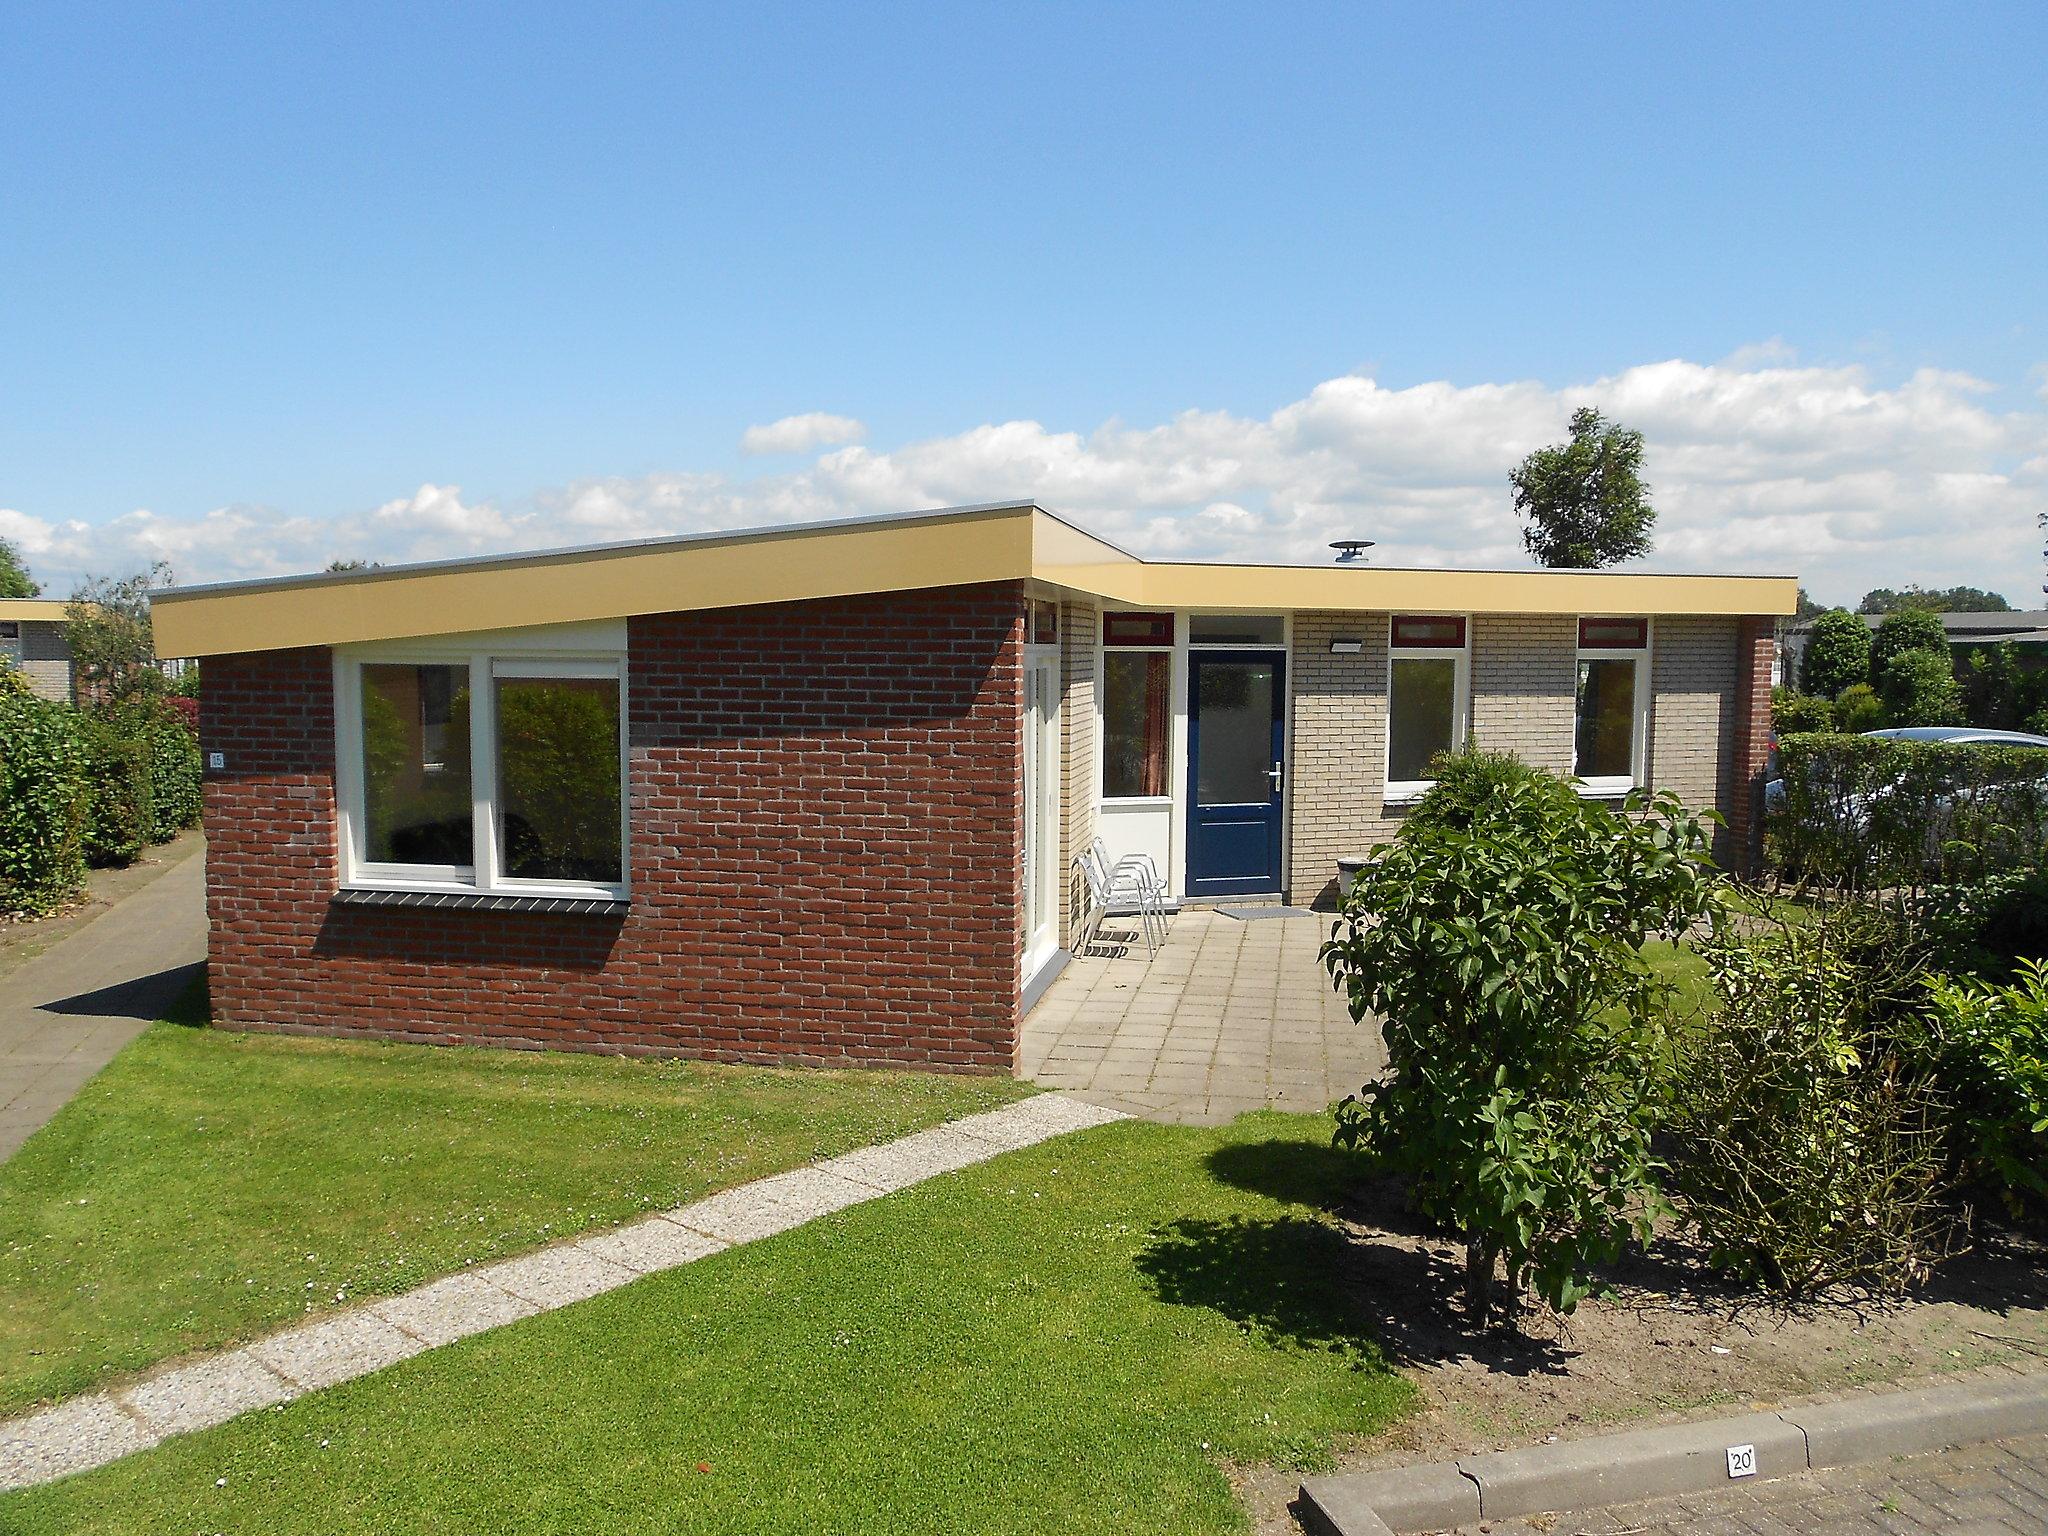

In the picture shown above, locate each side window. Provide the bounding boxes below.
[1385,616,1468,797]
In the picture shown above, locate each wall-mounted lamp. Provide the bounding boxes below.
[1329,638,1364,654]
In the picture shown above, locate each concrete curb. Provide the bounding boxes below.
[1300,1370,2048,1533]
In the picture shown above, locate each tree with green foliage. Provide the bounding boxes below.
[1509,407,1656,568]
[1834,683,1884,734]
[1793,587,1827,621]
[1876,648,1965,728]
[1323,748,1720,1330]
[65,563,173,705]
[1859,585,2011,615]
[1800,608,1873,700]
[0,538,39,598]
[1869,607,1950,678]
[1771,688,1836,735]
[1960,642,2023,731]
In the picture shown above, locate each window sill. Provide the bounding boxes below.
[1382,784,1433,806]
[1574,780,1639,800]
[334,886,629,916]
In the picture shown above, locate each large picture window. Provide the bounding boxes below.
[1102,650,1170,799]
[340,649,627,899]
[1574,618,1648,794]
[1385,615,1468,798]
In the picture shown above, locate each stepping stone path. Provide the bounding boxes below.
[0,1091,1125,1490]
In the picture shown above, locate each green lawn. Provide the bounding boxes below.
[0,1002,1025,1415]
[1,1113,1410,1536]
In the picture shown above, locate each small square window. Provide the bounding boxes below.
[1391,615,1466,648]
[1030,601,1059,646]
[0,622,18,640]
[1103,611,1174,647]
[1578,617,1648,649]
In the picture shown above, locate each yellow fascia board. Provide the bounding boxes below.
[0,599,72,623]
[1101,563,1800,618]
[154,504,1040,658]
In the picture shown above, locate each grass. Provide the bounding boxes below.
[0,998,1025,1415]
[1,1113,1410,1536]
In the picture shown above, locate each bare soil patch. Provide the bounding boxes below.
[1184,1135,2048,1535]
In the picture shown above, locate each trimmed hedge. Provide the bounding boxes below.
[0,687,92,914]
[0,691,202,911]
[1770,732,2048,894]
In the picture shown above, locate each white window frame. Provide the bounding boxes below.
[334,634,630,902]
[1573,617,1652,797]
[1097,612,1177,806]
[1383,616,1471,803]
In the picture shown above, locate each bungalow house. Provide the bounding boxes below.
[0,598,78,701]
[154,502,1795,1074]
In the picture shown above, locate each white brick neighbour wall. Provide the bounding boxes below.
[1283,611,1758,904]
[14,622,72,702]
[1649,615,1742,862]
[1470,615,1577,772]
[1287,612,1397,907]
[1058,598,1098,945]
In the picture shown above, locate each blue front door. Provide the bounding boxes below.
[1186,650,1286,896]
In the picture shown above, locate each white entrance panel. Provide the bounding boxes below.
[1022,653,1062,980]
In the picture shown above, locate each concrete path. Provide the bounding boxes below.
[0,846,206,1161]
[1020,906,1384,1123]
[0,1091,1127,1491]
[1471,1432,2048,1535]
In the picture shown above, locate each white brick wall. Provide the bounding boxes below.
[1285,611,1752,903]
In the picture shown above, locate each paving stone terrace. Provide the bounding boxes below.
[1019,905,1386,1123]
[1467,1431,2048,1536]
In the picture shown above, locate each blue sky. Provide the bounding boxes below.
[3,2,2044,603]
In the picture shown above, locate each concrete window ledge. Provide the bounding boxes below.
[332,888,629,917]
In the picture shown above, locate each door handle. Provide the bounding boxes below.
[1267,761,1284,793]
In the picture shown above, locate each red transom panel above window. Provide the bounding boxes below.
[1390,615,1466,648]
[1102,611,1174,647]
[1578,617,1648,649]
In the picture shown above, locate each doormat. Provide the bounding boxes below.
[1217,906,1316,921]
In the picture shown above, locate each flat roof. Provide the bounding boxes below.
[152,501,1800,658]
[0,598,71,623]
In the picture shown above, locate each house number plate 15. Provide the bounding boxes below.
[1726,1443,1758,1479]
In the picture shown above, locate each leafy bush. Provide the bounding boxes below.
[144,705,202,840]
[1771,688,1836,735]
[1870,608,1950,678]
[1669,911,1959,1296]
[1920,868,2048,984]
[1769,733,2048,896]
[0,688,91,914]
[1800,608,1872,700]
[1919,961,2048,1211]
[1877,647,1964,728]
[1833,683,1884,734]
[1324,749,1721,1327]
[79,712,153,866]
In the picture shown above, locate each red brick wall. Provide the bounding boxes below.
[200,583,1026,1073]
[1723,615,1778,875]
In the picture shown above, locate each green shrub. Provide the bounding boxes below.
[1870,608,1950,677]
[1833,683,1884,734]
[1771,688,1836,735]
[1919,960,2048,1211]
[1920,868,2048,984]
[144,705,202,840]
[79,712,152,867]
[0,689,91,914]
[1668,910,1957,1296]
[1877,647,1965,727]
[1324,753,1721,1327]
[1800,608,1873,700]
[1769,733,2048,895]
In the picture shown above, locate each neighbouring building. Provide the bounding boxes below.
[0,599,77,701]
[154,502,1795,1074]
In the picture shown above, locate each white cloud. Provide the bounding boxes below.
[8,354,2047,607]
[739,412,866,456]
